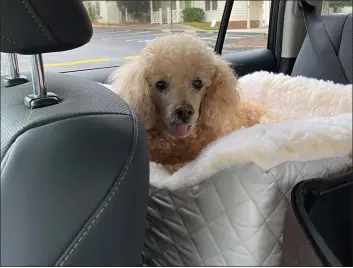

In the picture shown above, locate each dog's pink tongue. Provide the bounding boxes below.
[169,124,189,137]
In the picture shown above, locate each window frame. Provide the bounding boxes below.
[211,0,218,11]
[205,0,211,11]
[214,0,282,55]
[205,0,218,11]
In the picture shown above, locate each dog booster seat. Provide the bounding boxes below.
[141,71,352,266]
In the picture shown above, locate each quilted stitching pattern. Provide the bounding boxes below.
[142,156,352,266]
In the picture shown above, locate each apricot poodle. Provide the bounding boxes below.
[109,34,274,173]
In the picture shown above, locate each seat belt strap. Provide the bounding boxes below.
[299,0,348,84]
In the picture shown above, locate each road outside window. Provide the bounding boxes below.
[2,0,274,75]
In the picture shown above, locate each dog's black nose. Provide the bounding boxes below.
[175,105,194,122]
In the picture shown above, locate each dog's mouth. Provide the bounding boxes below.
[168,124,192,137]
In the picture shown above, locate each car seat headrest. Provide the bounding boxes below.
[1,0,92,55]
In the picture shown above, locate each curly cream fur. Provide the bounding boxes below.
[109,34,274,173]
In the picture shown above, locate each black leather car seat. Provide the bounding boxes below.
[291,12,352,84]
[1,0,150,266]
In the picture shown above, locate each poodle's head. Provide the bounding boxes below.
[110,34,239,137]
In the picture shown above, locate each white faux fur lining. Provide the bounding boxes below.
[102,71,352,191]
[237,71,352,121]
[150,113,351,190]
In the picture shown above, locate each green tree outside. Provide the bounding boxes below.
[328,0,351,12]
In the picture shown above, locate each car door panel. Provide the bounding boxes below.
[222,48,277,77]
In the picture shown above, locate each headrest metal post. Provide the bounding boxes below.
[24,54,59,109]
[3,53,29,87]
[29,54,47,97]
[6,53,20,79]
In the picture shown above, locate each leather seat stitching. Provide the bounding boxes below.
[1,36,19,46]
[21,0,51,41]
[58,107,139,266]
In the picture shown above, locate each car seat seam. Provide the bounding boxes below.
[337,14,350,53]
[1,36,19,46]
[337,14,350,82]
[21,0,51,41]
[58,107,139,266]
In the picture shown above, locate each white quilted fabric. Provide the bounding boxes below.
[143,158,352,266]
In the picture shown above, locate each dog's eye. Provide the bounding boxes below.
[192,79,203,90]
[155,80,168,92]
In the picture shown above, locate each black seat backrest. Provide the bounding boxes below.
[1,1,150,266]
[291,13,352,84]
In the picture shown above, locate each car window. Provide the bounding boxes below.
[2,0,350,77]
[221,0,270,54]
[1,1,219,76]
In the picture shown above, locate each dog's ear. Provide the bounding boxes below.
[108,59,156,129]
[200,56,240,126]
